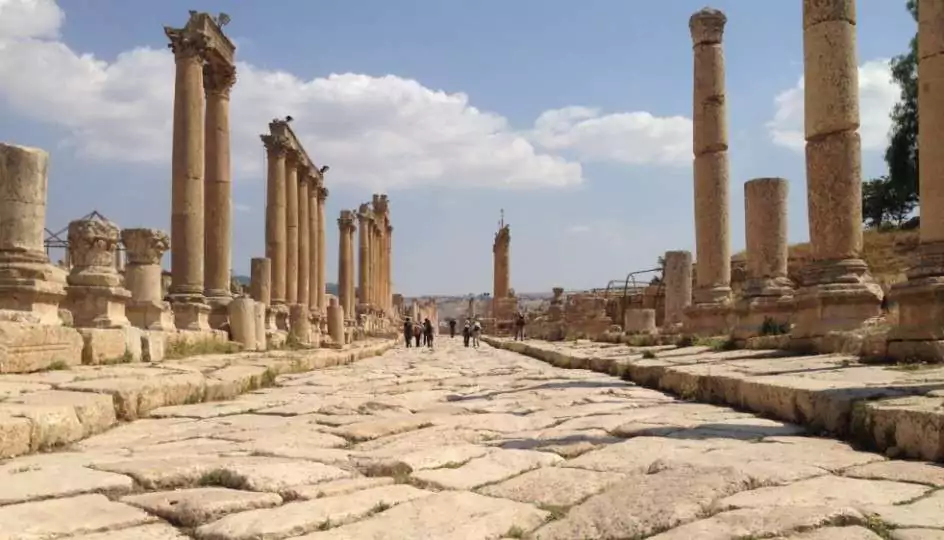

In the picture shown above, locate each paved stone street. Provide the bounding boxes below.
[1,339,943,540]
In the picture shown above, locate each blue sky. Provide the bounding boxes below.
[0,0,916,296]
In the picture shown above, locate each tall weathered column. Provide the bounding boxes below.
[285,149,300,305]
[889,0,944,360]
[338,210,357,321]
[297,173,310,309]
[165,23,210,330]
[664,250,693,330]
[385,224,393,312]
[792,0,882,343]
[122,228,173,331]
[493,224,511,299]
[371,222,381,308]
[733,178,794,340]
[316,185,329,313]
[684,7,732,336]
[357,204,372,313]
[308,177,320,310]
[262,134,287,305]
[203,63,236,305]
[250,257,271,307]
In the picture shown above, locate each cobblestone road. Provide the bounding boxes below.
[1,338,942,539]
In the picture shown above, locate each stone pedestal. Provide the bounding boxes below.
[663,251,693,330]
[121,228,174,331]
[253,300,267,351]
[624,309,656,335]
[228,296,256,350]
[65,218,131,329]
[289,303,310,345]
[326,296,344,349]
[685,8,733,337]
[734,178,796,340]
[792,0,883,344]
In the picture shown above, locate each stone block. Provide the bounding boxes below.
[171,301,211,331]
[0,321,83,373]
[127,300,174,331]
[78,327,143,365]
[684,301,734,336]
[254,301,266,351]
[624,308,656,335]
[0,413,31,458]
[142,331,166,362]
[733,295,795,341]
[228,297,256,350]
[65,285,131,329]
[6,389,116,437]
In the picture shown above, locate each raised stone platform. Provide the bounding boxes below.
[484,337,944,464]
[0,339,393,458]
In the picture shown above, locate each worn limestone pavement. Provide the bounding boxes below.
[0,338,942,539]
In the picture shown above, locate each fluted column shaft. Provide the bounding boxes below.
[285,151,299,305]
[167,32,206,299]
[308,181,319,310]
[339,211,356,318]
[203,64,236,299]
[317,187,328,312]
[297,175,310,309]
[385,225,393,311]
[358,213,371,308]
[262,136,287,304]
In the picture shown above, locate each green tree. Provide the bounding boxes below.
[862,175,917,229]
[885,0,919,201]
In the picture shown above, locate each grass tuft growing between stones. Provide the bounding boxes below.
[369,501,392,515]
[166,338,240,360]
[505,525,526,538]
[197,469,249,490]
[641,350,658,360]
[863,514,894,539]
[538,504,569,522]
[45,359,71,371]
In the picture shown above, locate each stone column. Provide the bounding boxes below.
[327,295,344,348]
[792,0,882,342]
[203,63,236,305]
[493,226,510,299]
[66,218,131,329]
[308,179,320,310]
[289,303,310,345]
[250,257,271,306]
[122,228,173,331]
[262,135,288,305]
[284,150,299,305]
[733,178,795,340]
[357,206,372,313]
[253,300,267,351]
[338,210,356,320]
[371,223,380,309]
[889,0,944,360]
[297,174,310,309]
[664,250,693,330]
[0,143,68,325]
[685,7,733,336]
[316,186,329,314]
[386,224,393,312]
[166,27,208,312]
[228,297,256,350]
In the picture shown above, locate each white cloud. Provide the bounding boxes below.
[566,224,591,234]
[0,0,693,191]
[530,106,692,166]
[768,59,900,152]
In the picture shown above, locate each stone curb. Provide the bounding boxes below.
[0,339,395,459]
[483,337,944,463]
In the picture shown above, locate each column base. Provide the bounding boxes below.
[289,304,311,345]
[207,296,233,331]
[789,258,883,341]
[269,303,290,332]
[886,272,944,363]
[683,302,734,336]
[732,293,795,341]
[0,253,68,326]
[171,300,211,332]
[127,300,175,331]
[65,285,132,329]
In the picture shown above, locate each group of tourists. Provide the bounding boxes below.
[403,317,434,348]
[447,318,482,348]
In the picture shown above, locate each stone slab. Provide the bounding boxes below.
[122,487,283,527]
[0,493,155,540]
[411,448,562,490]
[0,464,133,505]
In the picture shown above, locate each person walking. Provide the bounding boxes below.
[514,312,526,341]
[462,320,471,347]
[449,319,457,338]
[403,318,413,348]
[413,321,422,348]
[471,319,482,348]
[423,318,434,348]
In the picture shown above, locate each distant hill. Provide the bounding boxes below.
[233,275,338,296]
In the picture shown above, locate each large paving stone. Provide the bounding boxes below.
[532,467,752,539]
[891,530,944,540]
[778,526,885,539]
[0,464,133,505]
[720,475,930,510]
[6,390,116,436]
[65,523,190,540]
[868,490,944,529]
[477,466,628,508]
[194,484,433,540]
[411,448,562,490]
[843,460,944,487]
[122,487,283,527]
[289,491,549,540]
[0,413,30,458]
[0,402,85,451]
[286,477,396,500]
[353,444,491,476]
[0,493,155,540]
[648,506,866,540]
[61,373,206,419]
[332,416,436,442]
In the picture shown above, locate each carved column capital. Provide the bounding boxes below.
[689,8,727,45]
[68,218,121,270]
[165,27,208,62]
[338,210,357,231]
[261,134,290,157]
[204,63,237,99]
[317,186,329,202]
[121,228,170,266]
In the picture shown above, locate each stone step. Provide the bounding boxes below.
[484,337,944,463]
[0,339,394,459]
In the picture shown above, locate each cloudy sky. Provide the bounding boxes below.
[0,0,915,296]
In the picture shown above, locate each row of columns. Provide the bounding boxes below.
[356,196,394,316]
[165,14,237,331]
[680,2,884,341]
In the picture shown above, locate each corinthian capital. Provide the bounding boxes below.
[121,228,170,265]
[689,8,727,45]
[260,134,289,157]
[164,27,208,61]
[204,63,237,98]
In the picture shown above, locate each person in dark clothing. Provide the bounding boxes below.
[423,318,434,348]
[462,321,471,347]
[403,318,413,348]
[514,312,526,341]
[449,319,457,338]
[413,322,422,347]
